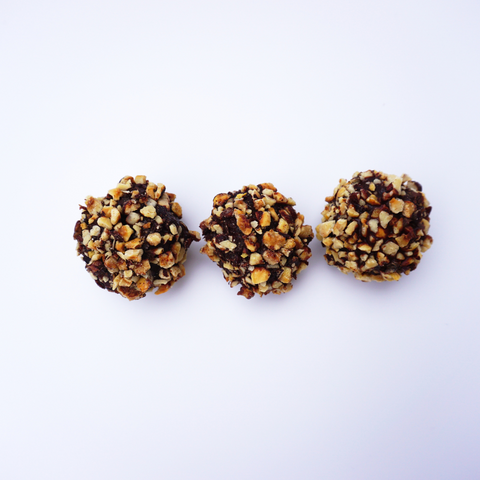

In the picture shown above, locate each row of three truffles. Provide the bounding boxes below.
[74,172,433,300]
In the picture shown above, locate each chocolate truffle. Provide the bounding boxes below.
[74,175,200,300]
[316,170,433,281]
[200,183,314,298]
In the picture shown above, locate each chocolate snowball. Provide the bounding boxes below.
[74,175,200,300]
[200,183,313,299]
[316,170,433,282]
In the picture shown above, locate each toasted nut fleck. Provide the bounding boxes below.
[97,217,113,230]
[169,202,181,217]
[347,204,360,217]
[277,218,289,234]
[366,194,381,205]
[124,249,143,262]
[85,196,103,214]
[273,192,288,203]
[249,253,263,265]
[317,221,335,239]
[147,233,162,246]
[368,219,378,233]
[117,180,132,190]
[389,198,405,214]
[235,210,253,235]
[382,242,399,256]
[358,243,372,253]
[379,211,393,229]
[118,225,134,241]
[263,230,286,250]
[279,267,292,283]
[155,284,171,295]
[140,205,157,218]
[395,234,410,248]
[110,208,121,225]
[136,277,152,293]
[159,251,175,269]
[421,236,433,252]
[90,225,101,237]
[218,240,237,251]
[108,188,122,201]
[251,267,271,285]
[364,257,378,270]
[392,176,403,192]
[299,225,313,238]
[126,212,141,225]
[345,221,357,236]
[125,237,143,249]
[213,194,230,206]
[332,238,344,250]
[146,183,157,199]
[333,219,347,236]
[258,211,271,227]
[404,201,416,218]
[263,249,282,265]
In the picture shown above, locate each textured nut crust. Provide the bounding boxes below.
[316,170,433,282]
[74,176,199,300]
[200,183,313,299]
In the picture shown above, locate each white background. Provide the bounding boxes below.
[1,1,480,479]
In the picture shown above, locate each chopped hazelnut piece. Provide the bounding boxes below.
[251,267,271,285]
[97,217,113,230]
[118,225,134,241]
[263,249,281,265]
[333,219,347,236]
[85,196,103,215]
[124,249,143,263]
[171,202,182,218]
[317,220,335,239]
[263,230,286,250]
[249,253,263,265]
[347,204,360,217]
[146,233,161,246]
[378,211,392,229]
[404,201,416,218]
[140,205,157,218]
[389,198,405,214]
[235,210,253,235]
[382,242,400,256]
[277,218,289,234]
[366,194,381,205]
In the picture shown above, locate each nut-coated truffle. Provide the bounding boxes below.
[74,175,200,300]
[316,170,433,281]
[200,183,314,298]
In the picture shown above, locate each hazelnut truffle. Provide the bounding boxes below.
[200,183,314,299]
[316,170,433,282]
[74,175,200,300]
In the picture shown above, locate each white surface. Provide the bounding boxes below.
[1,1,480,479]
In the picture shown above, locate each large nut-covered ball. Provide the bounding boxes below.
[74,175,200,300]
[200,183,314,299]
[316,170,433,282]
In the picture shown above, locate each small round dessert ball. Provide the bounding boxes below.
[200,183,314,299]
[74,175,200,300]
[316,170,433,282]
